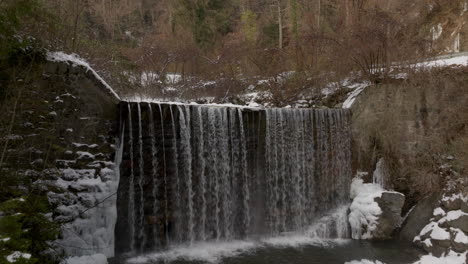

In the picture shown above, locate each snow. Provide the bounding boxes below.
[73,143,99,148]
[433,207,445,217]
[0,237,10,242]
[412,250,467,264]
[415,222,437,242]
[342,82,370,109]
[413,55,468,69]
[345,260,385,264]
[123,97,264,110]
[452,228,468,244]
[76,151,95,160]
[429,225,450,240]
[439,210,468,223]
[6,251,31,263]
[421,238,432,247]
[46,52,121,101]
[63,253,108,264]
[442,193,468,203]
[348,177,384,239]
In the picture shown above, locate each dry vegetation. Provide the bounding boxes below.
[5,0,467,99]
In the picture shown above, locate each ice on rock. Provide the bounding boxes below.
[348,177,384,239]
[54,131,124,258]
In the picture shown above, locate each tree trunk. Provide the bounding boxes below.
[277,0,283,49]
[317,0,321,29]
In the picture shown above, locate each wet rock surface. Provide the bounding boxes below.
[373,192,405,239]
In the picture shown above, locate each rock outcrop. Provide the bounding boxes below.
[400,192,442,241]
[413,191,468,257]
[373,192,405,239]
[348,177,405,240]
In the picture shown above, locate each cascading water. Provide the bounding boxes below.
[115,103,352,255]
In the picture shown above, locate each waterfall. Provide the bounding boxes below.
[127,104,135,252]
[116,103,352,254]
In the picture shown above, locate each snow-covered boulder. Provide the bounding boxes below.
[412,250,467,264]
[413,192,468,257]
[348,177,405,240]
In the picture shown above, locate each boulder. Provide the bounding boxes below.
[447,213,468,233]
[399,192,442,241]
[441,197,462,211]
[461,201,468,214]
[373,191,405,239]
[423,242,447,257]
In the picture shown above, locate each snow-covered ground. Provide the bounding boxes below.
[412,55,468,68]
[412,250,467,264]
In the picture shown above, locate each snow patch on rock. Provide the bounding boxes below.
[46,52,120,101]
[6,251,31,263]
[342,82,371,109]
[412,250,467,264]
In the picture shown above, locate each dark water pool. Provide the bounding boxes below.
[116,239,424,264]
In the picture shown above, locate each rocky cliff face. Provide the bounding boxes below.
[350,67,468,257]
[350,68,468,207]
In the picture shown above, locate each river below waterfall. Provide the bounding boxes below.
[116,239,423,264]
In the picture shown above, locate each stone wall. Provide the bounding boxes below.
[0,58,120,258]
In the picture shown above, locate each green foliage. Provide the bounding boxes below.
[289,0,300,40]
[0,195,59,264]
[0,0,43,60]
[173,0,236,48]
[261,22,279,47]
[241,10,257,43]
[0,0,47,102]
